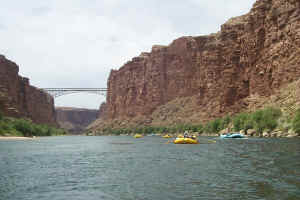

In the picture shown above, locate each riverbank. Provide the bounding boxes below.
[89,107,300,138]
[0,116,67,137]
[0,136,35,140]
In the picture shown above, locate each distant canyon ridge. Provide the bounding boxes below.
[55,107,98,134]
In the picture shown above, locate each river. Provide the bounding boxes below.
[0,136,300,200]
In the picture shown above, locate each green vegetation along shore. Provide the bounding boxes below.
[91,107,300,137]
[0,111,67,137]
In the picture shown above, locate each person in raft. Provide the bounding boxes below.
[184,130,189,138]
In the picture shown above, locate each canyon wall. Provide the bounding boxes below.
[56,107,98,134]
[0,55,56,126]
[98,102,107,118]
[91,0,300,130]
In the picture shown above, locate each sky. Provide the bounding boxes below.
[0,0,256,109]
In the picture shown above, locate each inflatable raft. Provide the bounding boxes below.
[220,133,245,139]
[162,134,172,138]
[173,137,198,144]
[133,134,143,138]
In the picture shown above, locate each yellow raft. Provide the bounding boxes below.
[173,137,198,144]
[162,134,172,138]
[133,134,143,138]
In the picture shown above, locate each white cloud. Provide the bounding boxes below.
[0,0,256,109]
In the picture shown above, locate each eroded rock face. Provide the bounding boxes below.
[0,55,56,125]
[99,0,300,127]
[98,102,107,119]
[56,107,98,134]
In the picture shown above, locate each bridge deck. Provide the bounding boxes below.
[43,88,107,90]
[41,88,108,98]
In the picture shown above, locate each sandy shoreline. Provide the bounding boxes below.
[0,136,35,140]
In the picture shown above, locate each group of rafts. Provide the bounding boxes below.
[133,133,199,144]
[133,132,245,144]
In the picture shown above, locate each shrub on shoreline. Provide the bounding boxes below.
[0,110,3,121]
[292,109,300,134]
[93,107,293,136]
[232,107,282,135]
[0,116,66,137]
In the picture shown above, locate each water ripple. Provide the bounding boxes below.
[1,136,300,200]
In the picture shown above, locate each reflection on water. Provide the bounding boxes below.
[0,136,300,200]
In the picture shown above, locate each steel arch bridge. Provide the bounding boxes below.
[42,88,107,98]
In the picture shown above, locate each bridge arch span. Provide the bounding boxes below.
[42,88,107,98]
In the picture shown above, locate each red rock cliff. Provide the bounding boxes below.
[96,0,300,128]
[98,102,107,119]
[0,55,56,126]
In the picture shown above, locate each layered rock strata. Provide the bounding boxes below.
[92,0,300,129]
[0,55,56,125]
